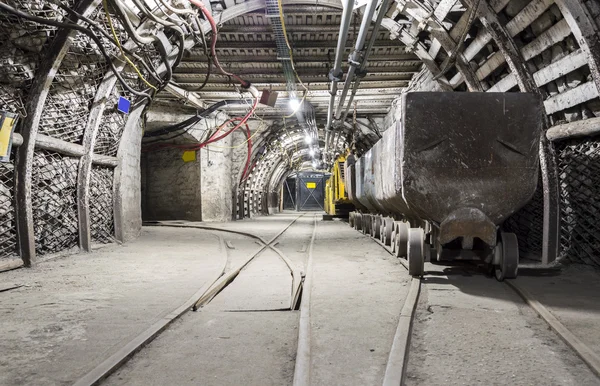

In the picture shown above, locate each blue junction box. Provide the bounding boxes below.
[117,96,131,114]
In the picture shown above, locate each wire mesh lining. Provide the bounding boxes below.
[38,29,109,144]
[0,1,75,116]
[0,1,72,85]
[90,165,115,243]
[32,150,79,255]
[95,85,128,156]
[503,175,544,260]
[0,84,24,115]
[0,152,17,259]
[557,138,600,267]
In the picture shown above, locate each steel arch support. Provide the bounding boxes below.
[381,18,453,91]
[467,0,559,264]
[554,0,600,94]
[14,0,100,266]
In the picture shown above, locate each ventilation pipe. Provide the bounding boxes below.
[333,0,379,121]
[340,0,393,123]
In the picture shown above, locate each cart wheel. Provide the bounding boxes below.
[383,218,393,246]
[494,232,519,281]
[349,212,355,228]
[380,218,387,244]
[395,222,410,258]
[433,238,443,262]
[362,214,371,235]
[408,228,425,277]
[390,224,398,254]
[355,213,362,231]
[372,216,381,239]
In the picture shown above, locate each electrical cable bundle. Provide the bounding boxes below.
[143,99,253,141]
[1,0,262,184]
[0,0,253,105]
[142,94,259,152]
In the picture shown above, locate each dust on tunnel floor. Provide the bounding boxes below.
[103,216,410,386]
[4,213,599,386]
[0,227,224,386]
[405,262,600,386]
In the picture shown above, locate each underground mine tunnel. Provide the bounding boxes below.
[1,0,600,385]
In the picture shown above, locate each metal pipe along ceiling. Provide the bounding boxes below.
[334,0,379,120]
[339,0,393,122]
[325,0,355,132]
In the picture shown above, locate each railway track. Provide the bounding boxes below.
[72,213,600,385]
[73,213,318,386]
[360,215,600,385]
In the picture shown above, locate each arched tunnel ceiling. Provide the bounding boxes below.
[149,0,423,180]
[154,0,418,120]
[145,0,600,191]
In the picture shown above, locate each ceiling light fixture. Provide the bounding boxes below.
[289,98,301,111]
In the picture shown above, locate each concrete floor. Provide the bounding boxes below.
[0,228,225,386]
[406,262,600,385]
[1,214,600,385]
[105,214,408,385]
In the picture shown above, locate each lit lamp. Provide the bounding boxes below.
[289,98,301,111]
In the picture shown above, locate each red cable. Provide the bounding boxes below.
[188,0,251,88]
[142,98,258,152]
[240,123,252,183]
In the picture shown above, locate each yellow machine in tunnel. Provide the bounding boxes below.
[325,154,354,216]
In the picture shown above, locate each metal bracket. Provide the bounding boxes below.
[328,68,343,82]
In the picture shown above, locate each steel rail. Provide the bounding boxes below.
[506,280,600,378]
[146,216,306,310]
[357,212,600,384]
[292,214,318,386]
[72,234,228,386]
[366,222,420,385]
[383,277,421,386]
[74,215,310,386]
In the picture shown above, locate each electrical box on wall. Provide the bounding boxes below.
[117,96,131,114]
[0,111,18,163]
[259,89,278,107]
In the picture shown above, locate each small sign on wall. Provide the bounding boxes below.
[0,111,18,163]
[117,96,131,114]
[306,182,317,189]
[182,150,196,162]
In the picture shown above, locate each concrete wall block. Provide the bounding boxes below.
[115,112,144,242]
[531,10,557,36]
[201,133,233,222]
[231,130,249,187]
[143,148,202,221]
[505,0,531,18]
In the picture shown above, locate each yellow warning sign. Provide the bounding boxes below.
[306,182,316,189]
[182,150,196,162]
[0,113,17,161]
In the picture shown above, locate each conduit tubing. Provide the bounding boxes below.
[324,0,356,162]
[325,0,356,133]
[334,0,380,120]
[340,0,393,123]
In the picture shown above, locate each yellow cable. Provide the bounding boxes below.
[277,0,311,125]
[102,0,157,91]
[276,0,309,92]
